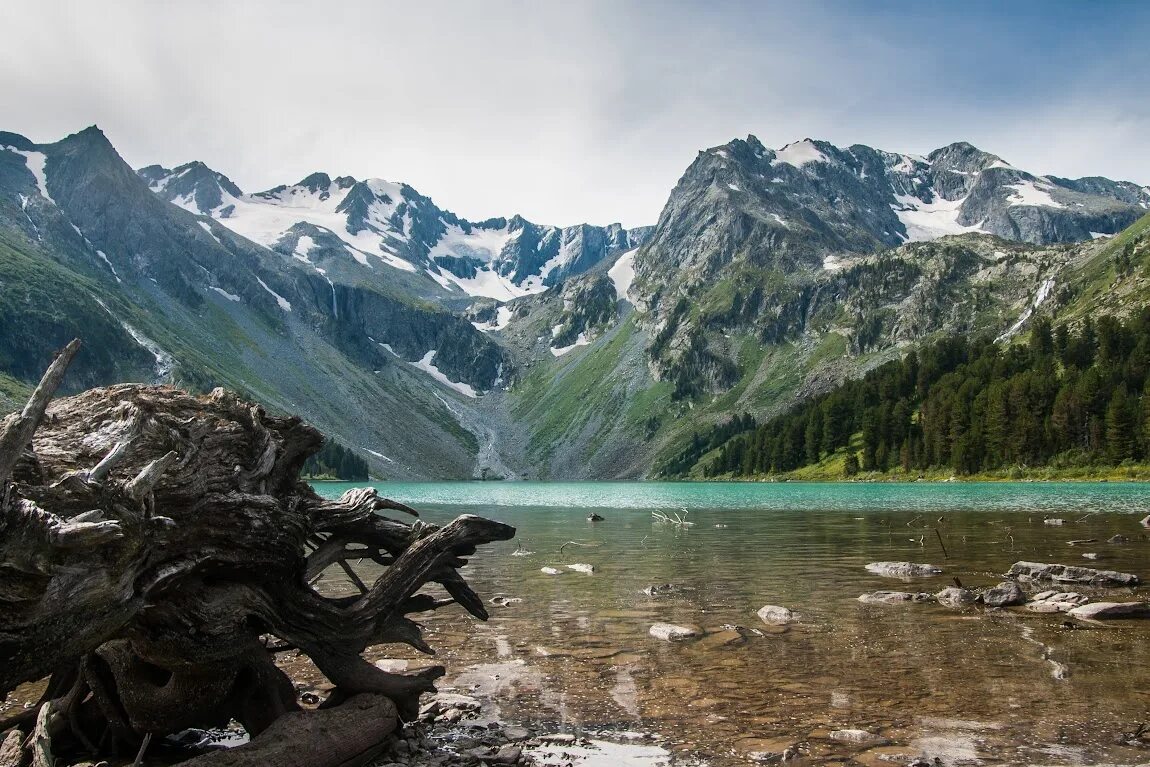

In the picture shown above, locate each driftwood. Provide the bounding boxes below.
[0,340,515,766]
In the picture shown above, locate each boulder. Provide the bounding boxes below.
[1067,602,1150,620]
[935,587,977,607]
[643,583,676,596]
[540,567,564,575]
[757,605,795,625]
[864,561,943,578]
[566,563,595,574]
[649,623,702,641]
[980,581,1025,607]
[1006,561,1139,586]
[857,591,934,605]
[1027,591,1090,613]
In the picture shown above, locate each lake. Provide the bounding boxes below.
[312,481,1150,766]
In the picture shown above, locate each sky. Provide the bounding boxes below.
[1,0,1148,228]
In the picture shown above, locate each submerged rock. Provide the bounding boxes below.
[935,587,977,607]
[980,581,1025,607]
[757,605,795,625]
[649,623,702,641]
[1006,561,1140,586]
[540,567,564,576]
[828,729,890,746]
[1044,518,1066,526]
[857,591,934,605]
[566,563,595,574]
[1068,601,1150,620]
[643,583,677,596]
[865,561,943,578]
[1027,591,1090,613]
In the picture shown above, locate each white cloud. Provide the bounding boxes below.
[0,1,1145,229]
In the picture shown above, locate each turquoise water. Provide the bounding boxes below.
[310,481,1150,766]
[314,479,1150,515]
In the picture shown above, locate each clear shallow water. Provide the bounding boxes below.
[313,481,1150,766]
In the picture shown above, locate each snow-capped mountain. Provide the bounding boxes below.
[139,162,651,302]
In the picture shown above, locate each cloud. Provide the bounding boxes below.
[0,0,1146,228]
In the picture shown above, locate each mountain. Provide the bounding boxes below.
[139,161,651,303]
[630,136,1150,391]
[2,127,1147,481]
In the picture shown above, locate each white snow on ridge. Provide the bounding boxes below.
[293,235,317,263]
[1090,231,1115,240]
[93,298,174,381]
[96,250,121,282]
[607,248,637,302]
[198,221,224,246]
[891,193,988,242]
[255,277,292,312]
[551,333,591,357]
[412,350,478,398]
[771,140,828,168]
[1007,180,1064,209]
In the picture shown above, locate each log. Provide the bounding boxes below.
[0,342,515,766]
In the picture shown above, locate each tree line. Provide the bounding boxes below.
[302,438,370,481]
[697,309,1150,478]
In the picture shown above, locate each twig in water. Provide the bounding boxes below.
[559,541,595,554]
[935,528,949,559]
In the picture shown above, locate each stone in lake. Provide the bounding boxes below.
[980,581,1025,607]
[1108,535,1129,544]
[865,561,943,578]
[540,567,564,575]
[566,563,595,574]
[757,605,794,625]
[649,623,702,641]
[1067,602,1150,620]
[828,729,890,746]
[1044,518,1066,526]
[1006,561,1140,586]
[935,587,977,607]
[643,583,676,596]
[857,591,934,605]
[1027,591,1090,613]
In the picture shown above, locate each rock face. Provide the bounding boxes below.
[649,623,702,641]
[980,581,1026,607]
[1067,602,1150,620]
[1027,591,1091,613]
[1006,561,1140,586]
[935,587,977,607]
[865,562,943,578]
[757,605,795,625]
[857,591,935,605]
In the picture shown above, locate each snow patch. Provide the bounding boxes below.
[255,277,292,312]
[607,248,637,302]
[726,182,741,192]
[472,305,513,332]
[823,255,845,271]
[365,449,394,462]
[411,350,478,398]
[771,139,828,168]
[1007,180,1064,209]
[95,251,121,282]
[93,299,174,381]
[551,333,591,357]
[5,148,54,204]
[1089,231,1115,240]
[211,286,241,302]
[891,193,987,242]
[198,221,223,246]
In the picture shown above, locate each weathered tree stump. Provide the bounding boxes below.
[0,340,515,766]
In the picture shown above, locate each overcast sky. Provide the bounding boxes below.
[2,0,1147,228]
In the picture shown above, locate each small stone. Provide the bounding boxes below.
[981,581,1025,607]
[540,567,563,575]
[484,745,522,765]
[1006,561,1139,586]
[935,586,977,607]
[1108,534,1129,544]
[1068,601,1150,620]
[1082,552,1099,560]
[643,583,676,596]
[865,561,942,578]
[857,591,934,605]
[757,605,794,625]
[566,563,595,574]
[1044,518,1066,526]
[649,623,702,641]
[828,728,889,746]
